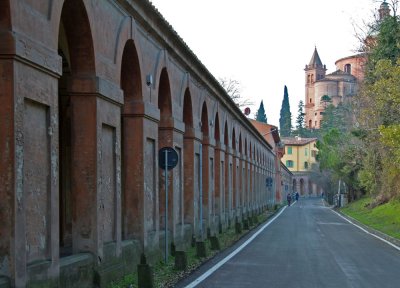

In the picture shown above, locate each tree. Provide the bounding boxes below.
[218,77,253,108]
[365,14,400,82]
[355,10,400,200]
[295,100,305,134]
[320,95,332,108]
[255,100,267,123]
[279,85,292,137]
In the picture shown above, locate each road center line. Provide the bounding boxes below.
[184,206,287,288]
[331,209,400,252]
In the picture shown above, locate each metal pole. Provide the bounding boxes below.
[164,149,168,263]
[199,143,203,239]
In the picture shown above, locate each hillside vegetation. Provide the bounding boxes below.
[341,197,400,239]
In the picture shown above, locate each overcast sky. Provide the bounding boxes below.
[150,0,378,126]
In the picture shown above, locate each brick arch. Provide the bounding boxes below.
[120,39,143,240]
[158,68,172,128]
[238,133,243,209]
[238,133,242,154]
[201,101,209,137]
[58,0,98,258]
[121,40,143,110]
[153,50,169,96]
[60,0,96,76]
[183,89,193,129]
[200,101,210,226]
[183,89,195,224]
[224,121,229,147]
[214,112,220,143]
[213,111,222,220]
[114,18,145,99]
[300,178,305,195]
[223,120,229,213]
[231,128,236,150]
[0,0,11,29]
[158,68,173,231]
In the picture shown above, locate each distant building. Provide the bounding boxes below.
[281,136,322,196]
[250,120,293,203]
[304,48,365,129]
[305,1,391,130]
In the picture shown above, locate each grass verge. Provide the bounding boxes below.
[109,208,277,288]
[340,197,400,240]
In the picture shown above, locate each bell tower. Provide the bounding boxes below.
[379,1,390,20]
[304,47,326,129]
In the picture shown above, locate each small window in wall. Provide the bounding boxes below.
[344,63,351,74]
[309,98,312,103]
[287,146,292,155]
[311,150,317,157]
[304,162,309,169]
[309,120,312,128]
[305,148,308,156]
[286,160,294,168]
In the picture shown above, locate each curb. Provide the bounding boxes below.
[334,209,400,248]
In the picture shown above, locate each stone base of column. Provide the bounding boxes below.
[196,241,207,258]
[235,221,242,234]
[210,236,221,250]
[0,277,10,288]
[243,219,249,230]
[137,254,154,288]
[174,251,187,270]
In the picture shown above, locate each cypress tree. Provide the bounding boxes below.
[279,85,292,137]
[295,100,305,135]
[255,100,267,123]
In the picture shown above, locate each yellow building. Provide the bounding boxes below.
[281,137,318,172]
[281,137,321,196]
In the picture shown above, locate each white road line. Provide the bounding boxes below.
[331,209,400,252]
[184,206,287,288]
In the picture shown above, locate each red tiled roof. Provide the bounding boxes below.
[281,137,317,146]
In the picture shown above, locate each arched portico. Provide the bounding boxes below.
[120,39,143,241]
[58,0,100,261]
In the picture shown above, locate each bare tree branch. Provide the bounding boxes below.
[218,77,253,108]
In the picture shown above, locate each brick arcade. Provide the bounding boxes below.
[0,1,287,286]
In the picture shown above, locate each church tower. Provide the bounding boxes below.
[379,1,390,20]
[304,47,326,129]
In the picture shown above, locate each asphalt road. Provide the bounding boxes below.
[176,198,400,288]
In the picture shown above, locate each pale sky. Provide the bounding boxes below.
[150,0,378,126]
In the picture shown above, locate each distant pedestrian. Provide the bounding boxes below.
[287,193,292,206]
[295,192,299,202]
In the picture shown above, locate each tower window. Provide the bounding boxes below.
[345,64,351,74]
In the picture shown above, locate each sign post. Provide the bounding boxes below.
[158,147,178,263]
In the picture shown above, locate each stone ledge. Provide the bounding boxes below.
[60,253,94,288]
